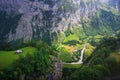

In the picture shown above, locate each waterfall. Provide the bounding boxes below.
[62,45,86,64]
[77,45,86,64]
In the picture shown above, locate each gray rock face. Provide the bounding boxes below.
[0,0,119,43]
[118,0,120,12]
[108,0,120,12]
[0,0,100,43]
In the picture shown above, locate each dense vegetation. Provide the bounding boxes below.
[53,5,120,68]
[0,41,57,80]
[62,33,120,80]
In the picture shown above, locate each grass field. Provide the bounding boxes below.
[0,47,37,69]
[63,45,75,54]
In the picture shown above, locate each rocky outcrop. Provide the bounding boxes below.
[46,60,62,80]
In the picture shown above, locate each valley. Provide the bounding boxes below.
[0,0,120,80]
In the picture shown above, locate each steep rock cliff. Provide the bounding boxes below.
[0,0,100,44]
[0,0,120,45]
[108,0,120,12]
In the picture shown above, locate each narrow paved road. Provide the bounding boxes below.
[63,45,86,64]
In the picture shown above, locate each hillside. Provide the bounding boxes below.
[63,33,120,80]
[0,0,119,45]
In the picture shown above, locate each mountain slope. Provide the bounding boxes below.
[0,0,120,45]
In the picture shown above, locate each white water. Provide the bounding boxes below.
[77,45,86,64]
[63,45,86,64]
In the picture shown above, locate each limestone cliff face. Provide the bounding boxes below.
[118,0,120,12]
[0,0,100,44]
[0,0,119,44]
[108,0,120,12]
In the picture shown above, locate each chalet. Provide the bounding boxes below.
[15,50,23,54]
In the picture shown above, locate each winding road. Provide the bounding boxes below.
[63,45,86,64]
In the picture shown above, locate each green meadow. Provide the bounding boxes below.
[0,47,37,69]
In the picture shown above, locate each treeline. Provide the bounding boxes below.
[0,40,53,51]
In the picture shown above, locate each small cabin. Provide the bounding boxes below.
[15,50,23,54]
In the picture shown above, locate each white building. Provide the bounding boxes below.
[15,50,23,54]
